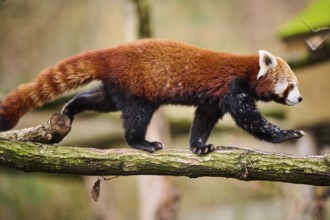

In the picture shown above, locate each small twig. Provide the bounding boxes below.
[100,176,119,181]
[245,153,255,169]
[238,151,255,179]
[239,162,249,179]
[90,176,119,202]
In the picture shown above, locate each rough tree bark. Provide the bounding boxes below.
[0,113,71,143]
[0,138,330,186]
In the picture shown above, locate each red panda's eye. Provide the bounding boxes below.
[289,84,294,90]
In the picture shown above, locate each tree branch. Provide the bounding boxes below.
[0,138,329,186]
[0,113,71,144]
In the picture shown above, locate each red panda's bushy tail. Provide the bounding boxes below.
[0,52,104,131]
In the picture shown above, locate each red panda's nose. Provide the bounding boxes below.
[298,97,302,103]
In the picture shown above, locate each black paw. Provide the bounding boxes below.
[273,130,305,143]
[190,144,215,156]
[130,141,164,153]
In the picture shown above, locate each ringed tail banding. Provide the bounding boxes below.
[0,51,105,131]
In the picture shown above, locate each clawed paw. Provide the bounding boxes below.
[191,144,215,156]
[273,129,305,143]
[287,130,305,139]
[130,141,164,153]
[150,141,164,151]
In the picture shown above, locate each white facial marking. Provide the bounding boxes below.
[286,85,301,106]
[274,80,288,97]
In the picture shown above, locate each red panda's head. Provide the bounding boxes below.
[254,50,302,106]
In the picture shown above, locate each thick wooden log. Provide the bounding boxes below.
[0,139,329,186]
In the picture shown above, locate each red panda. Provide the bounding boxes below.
[0,39,304,155]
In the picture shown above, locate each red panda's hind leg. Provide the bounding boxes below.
[121,99,163,153]
[62,85,118,122]
[189,106,225,155]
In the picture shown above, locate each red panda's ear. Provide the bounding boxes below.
[257,50,277,80]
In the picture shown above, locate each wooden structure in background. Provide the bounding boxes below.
[278,1,330,219]
[278,0,330,67]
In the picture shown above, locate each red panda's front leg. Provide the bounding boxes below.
[189,106,225,155]
[226,80,305,143]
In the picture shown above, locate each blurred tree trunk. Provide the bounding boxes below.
[81,1,122,219]
[139,111,179,220]
[123,1,179,220]
[291,135,327,220]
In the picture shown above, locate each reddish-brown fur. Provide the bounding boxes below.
[0,39,270,130]
[100,40,262,103]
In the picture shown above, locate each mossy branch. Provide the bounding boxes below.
[0,113,329,185]
[0,138,330,186]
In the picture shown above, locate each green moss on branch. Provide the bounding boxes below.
[0,139,330,186]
